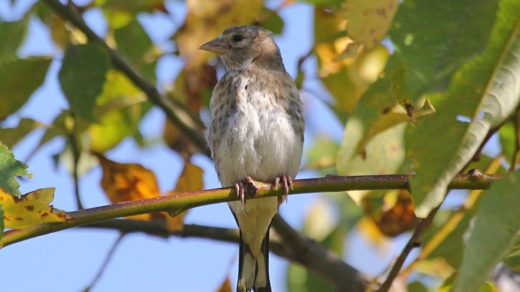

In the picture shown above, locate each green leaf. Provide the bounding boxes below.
[0,15,29,62]
[407,3,520,217]
[0,143,30,196]
[499,121,519,169]
[58,43,110,120]
[504,236,520,272]
[260,8,284,35]
[390,0,498,96]
[88,70,148,152]
[453,171,520,292]
[0,199,4,245]
[426,209,474,269]
[113,19,155,80]
[298,0,342,9]
[0,118,41,148]
[0,58,51,120]
[338,121,407,176]
[336,0,498,184]
[306,136,339,171]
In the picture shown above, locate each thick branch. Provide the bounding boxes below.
[1,174,497,248]
[42,0,210,154]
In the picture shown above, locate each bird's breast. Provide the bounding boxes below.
[209,76,302,186]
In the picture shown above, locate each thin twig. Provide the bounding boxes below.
[84,233,125,291]
[377,205,441,292]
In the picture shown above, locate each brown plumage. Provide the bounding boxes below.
[201,25,304,292]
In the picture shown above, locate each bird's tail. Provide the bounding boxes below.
[237,229,272,292]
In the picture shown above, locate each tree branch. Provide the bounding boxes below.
[1,174,497,248]
[83,218,366,290]
[42,0,210,154]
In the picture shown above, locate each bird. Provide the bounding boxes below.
[200,25,304,292]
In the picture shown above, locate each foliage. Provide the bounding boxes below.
[0,0,519,291]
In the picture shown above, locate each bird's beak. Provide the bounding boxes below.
[199,36,227,54]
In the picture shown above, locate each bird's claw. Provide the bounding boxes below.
[234,176,258,205]
[274,176,293,204]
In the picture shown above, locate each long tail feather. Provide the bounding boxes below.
[237,229,272,292]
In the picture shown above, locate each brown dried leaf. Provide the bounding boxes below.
[370,190,418,237]
[95,152,160,220]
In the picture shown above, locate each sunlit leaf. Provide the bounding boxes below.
[95,153,159,220]
[314,9,389,114]
[177,0,264,70]
[408,6,520,216]
[0,118,41,148]
[342,0,399,51]
[97,0,165,14]
[96,153,159,201]
[338,122,406,176]
[59,43,110,120]
[0,144,30,196]
[0,58,51,120]
[0,15,29,62]
[499,121,520,170]
[356,216,386,245]
[1,187,69,229]
[88,70,148,152]
[305,136,339,171]
[337,0,499,185]
[453,171,520,292]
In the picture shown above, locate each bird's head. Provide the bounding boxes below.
[199,25,283,70]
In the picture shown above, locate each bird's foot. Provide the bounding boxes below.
[234,176,258,205]
[274,175,293,204]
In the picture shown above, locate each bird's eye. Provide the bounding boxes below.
[232,34,244,42]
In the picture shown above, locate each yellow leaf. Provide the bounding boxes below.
[95,153,160,220]
[1,188,69,229]
[164,162,204,232]
[357,216,386,246]
[342,0,399,50]
[315,9,389,113]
